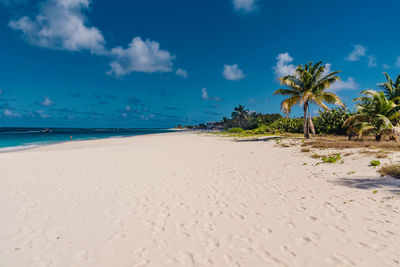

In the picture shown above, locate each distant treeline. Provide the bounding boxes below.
[179,105,352,136]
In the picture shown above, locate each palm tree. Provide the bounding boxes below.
[378,72,400,102]
[273,61,344,138]
[231,105,248,129]
[343,90,400,141]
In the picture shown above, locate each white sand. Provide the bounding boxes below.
[0,132,399,267]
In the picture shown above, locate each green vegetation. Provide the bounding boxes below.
[370,160,381,167]
[321,154,341,163]
[273,61,343,139]
[379,72,400,102]
[227,127,245,133]
[313,107,351,135]
[344,90,400,141]
[379,164,400,178]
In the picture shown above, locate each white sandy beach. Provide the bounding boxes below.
[0,132,400,267]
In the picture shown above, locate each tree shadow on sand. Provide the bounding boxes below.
[333,176,400,194]
[234,136,283,142]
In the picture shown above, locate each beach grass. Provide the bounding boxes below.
[379,164,400,178]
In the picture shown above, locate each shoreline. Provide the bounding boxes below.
[0,130,181,153]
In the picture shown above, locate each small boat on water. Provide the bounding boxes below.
[41,128,52,133]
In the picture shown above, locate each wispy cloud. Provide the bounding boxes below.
[201,88,221,101]
[273,52,296,77]
[3,109,21,118]
[232,0,258,13]
[175,68,188,78]
[346,44,366,61]
[223,64,244,81]
[346,44,377,67]
[368,56,377,67]
[324,63,359,92]
[41,96,54,106]
[329,77,358,92]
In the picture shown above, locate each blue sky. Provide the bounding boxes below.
[0,0,400,127]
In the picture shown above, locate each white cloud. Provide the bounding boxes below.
[41,96,54,106]
[273,52,296,77]
[3,109,21,118]
[329,77,358,92]
[201,88,209,100]
[9,0,106,54]
[233,0,257,12]
[323,63,358,92]
[175,68,188,78]
[368,56,377,67]
[201,88,221,101]
[346,44,376,67]
[346,44,366,61]
[107,37,175,77]
[223,64,244,81]
[7,0,177,78]
[36,110,50,118]
[396,57,400,68]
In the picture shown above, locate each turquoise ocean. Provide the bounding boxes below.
[0,128,173,151]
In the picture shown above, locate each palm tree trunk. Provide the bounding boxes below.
[303,102,310,139]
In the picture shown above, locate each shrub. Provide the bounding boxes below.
[376,153,388,158]
[269,118,303,133]
[227,127,244,133]
[370,160,381,167]
[251,124,270,134]
[379,164,400,178]
[313,107,352,135]
[321,154,341,163]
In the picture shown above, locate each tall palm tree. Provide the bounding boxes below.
[273,61,344,138]
[378,72,400,102]
[231,105,248,129]
[343,90,400,141]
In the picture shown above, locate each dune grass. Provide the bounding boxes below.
[379,164,400,178]
[302,135,400,151]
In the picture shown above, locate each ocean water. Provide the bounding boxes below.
[0,128,173,151]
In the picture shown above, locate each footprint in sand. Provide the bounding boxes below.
[261,250,289,267]
[175,223,191,239]
[251,225,272,235]
[223,255,241,267]
[203,223,216,232]
[229,212,245,220]
[326,253,355,266]
[280,245,296,258]
[108,233,126,242]
[132,248,146,258]
[74,250,89,262]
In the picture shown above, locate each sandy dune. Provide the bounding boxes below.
[0,132,399,267]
